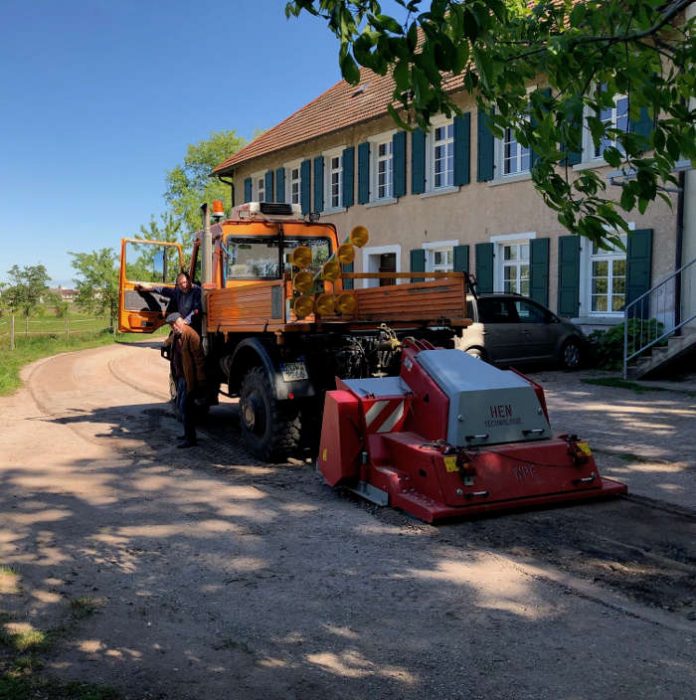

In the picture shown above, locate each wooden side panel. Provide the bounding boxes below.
[353,279,468,324]
[207,281,285,332]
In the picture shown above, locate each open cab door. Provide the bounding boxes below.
[118,238,184,333]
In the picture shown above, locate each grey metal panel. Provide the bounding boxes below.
[342,376,410,397]
[416,350,550,447]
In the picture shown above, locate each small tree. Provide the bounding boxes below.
[69,248,119,331]
[4,264,51,319]
[164,130,247,238]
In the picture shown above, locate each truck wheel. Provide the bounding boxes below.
[239,367,301,462]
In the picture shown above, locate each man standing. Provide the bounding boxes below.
[136,272,203,334]
[165,312,206,448]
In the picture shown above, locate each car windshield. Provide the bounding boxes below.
[223,236,332,280]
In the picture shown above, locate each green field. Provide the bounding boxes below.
[0,312,167,396]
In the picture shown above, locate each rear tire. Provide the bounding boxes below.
[239,367,301,462]
[560,338,583,370]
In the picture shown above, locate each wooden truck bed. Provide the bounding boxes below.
[205,273,470,335]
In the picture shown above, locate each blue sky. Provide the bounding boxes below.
[0,0,346,286]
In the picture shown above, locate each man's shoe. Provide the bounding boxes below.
[177,440,197,449]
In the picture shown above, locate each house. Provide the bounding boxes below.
[213,54,695,374]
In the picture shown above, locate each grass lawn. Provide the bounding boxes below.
[0,313,168,396]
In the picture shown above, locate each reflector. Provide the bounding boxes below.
[293,270,314,294]
[337,243,355,264]
[321,260,341,281]
[294,295,314,318]
[315,293,336,315]
[350,225,369,248]
[291,245,312,269]
[336,293,357,315]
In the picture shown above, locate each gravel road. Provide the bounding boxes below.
[1,341,695,700]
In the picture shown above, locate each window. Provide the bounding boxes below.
[432,122,454,188]
[584,86,630,161]
[373,139,393,200]
[501,241,530,295]
[595,94,629,159]
[287,163,301,205]
[423,118,455,192]
[423,240,457,273]
[253,173,265,203]
[589,240,626,313]
[223,235,332,283]
[501,127,530,175]
[324,150,343,210]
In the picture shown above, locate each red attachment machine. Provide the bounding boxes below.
[317,340,626,523]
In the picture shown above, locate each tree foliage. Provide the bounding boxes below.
[69,248,119,330]
[286,0,695,246]
[164,130,246,237]
[3,264,51,318]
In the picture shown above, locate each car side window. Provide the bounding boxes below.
[515,300,546,324]
[478,298,519,324]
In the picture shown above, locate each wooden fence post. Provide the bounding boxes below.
[10,313,15,351]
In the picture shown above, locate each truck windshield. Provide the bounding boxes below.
[223,236,332,280]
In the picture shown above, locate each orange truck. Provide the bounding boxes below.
[119,201,471,460]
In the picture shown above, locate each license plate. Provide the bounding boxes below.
[281,362,308,382]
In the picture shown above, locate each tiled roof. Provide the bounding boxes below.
[212,67,466,175]
[212,67,397,175]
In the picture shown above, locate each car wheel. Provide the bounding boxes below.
[560,339,583,370]
[466,347,486,361]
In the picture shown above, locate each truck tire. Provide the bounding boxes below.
[239,367,301,462]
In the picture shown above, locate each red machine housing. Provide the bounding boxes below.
[317,342,626,523]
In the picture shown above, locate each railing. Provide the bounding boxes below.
[0,313,112,350]
[623,257,696,378]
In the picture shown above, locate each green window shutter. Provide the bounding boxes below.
[453,245,470,273]
[358,142,370,205]
[411,128,426,195]
[393,131,406,198]
[475,243,494,293]
[529,238,550,307]
[557,235,581,317]
[561,95,583,167]
[243,177,252,203]
[342,147,355,208]
[477,111,495,182]
[300,159,311,214]
[342,261,354,290]
[313,156,324,213]
[275,168,285,203]
[453,113,471,186]
[264,171,274,202]
[410,248,426,281]
[626,228,653,318]
[630,106,654,152]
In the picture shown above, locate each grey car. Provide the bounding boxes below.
[458,293,588,369]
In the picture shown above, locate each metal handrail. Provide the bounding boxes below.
[623,256,696,378]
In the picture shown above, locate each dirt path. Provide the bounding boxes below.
[1,343,696,699]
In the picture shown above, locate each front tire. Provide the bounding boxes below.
[239,367,301,461]
[560,338,583,370]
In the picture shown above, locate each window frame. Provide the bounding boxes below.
[581,87,630,164]
[284,160,302,206]
[369,130,396,203]
[579,232,630,317]
[323,147,344,212]
[425,116,456,193]
[490,232,535,296]
[251,171,265,203]
[422,239,458,273]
